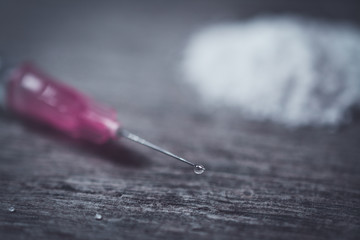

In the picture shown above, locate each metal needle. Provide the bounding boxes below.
[119,129,198,167]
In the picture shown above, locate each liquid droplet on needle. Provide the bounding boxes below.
[95,213,102,220]
[194,165,205,174]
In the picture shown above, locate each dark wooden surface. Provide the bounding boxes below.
[0,1,360,239]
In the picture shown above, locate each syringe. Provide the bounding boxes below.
[0,61,205,174]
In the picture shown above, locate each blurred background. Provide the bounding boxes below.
[0,1,360,239]
[1,0,360,128]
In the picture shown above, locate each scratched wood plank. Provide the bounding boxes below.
[0,1,360,240]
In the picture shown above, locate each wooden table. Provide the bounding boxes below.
[0,1,359,239]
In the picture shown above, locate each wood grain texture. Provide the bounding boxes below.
[0,1,360,239]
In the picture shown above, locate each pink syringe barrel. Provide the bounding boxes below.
[4,63,120,144]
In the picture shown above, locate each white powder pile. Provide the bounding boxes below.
[183,16,360,127]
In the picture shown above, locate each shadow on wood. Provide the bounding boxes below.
[0,109,151,168]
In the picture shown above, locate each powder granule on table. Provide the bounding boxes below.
[183,16,360,127]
